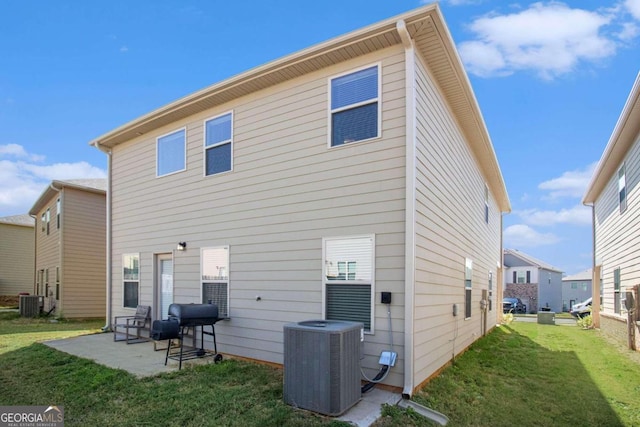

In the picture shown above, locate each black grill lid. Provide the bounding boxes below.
[168,303,219,326]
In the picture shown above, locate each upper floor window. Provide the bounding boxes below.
[56,198,61,229]
[618,164,627,213]
[45,208,50,235]
[329,65,380,147]
[157,128,186,177]
[204,112,233,176]
[484,185,489,224]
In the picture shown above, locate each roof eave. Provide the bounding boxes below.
[583,71,640,205]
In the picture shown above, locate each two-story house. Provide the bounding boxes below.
[503,249,563,313]
[90,4,510,394]
[28,179,107,318]
[583,71,640,345]
[0,214,35,296]
[561,269,595,312]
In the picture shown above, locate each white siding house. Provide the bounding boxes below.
[503,249,564,313]
[583,72,640,345]
[90,4,510,394]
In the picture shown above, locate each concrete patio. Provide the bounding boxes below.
[44,332,402,427]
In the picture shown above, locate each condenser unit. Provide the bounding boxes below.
[283,320,363,416]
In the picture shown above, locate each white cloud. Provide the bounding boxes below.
[516,204,592,226]
[0,144,106,216]
[538,162,597,199]
[120,46,129,53]
[626,0,640,19]
[504,224,560,247]
[458,2,626,79]
[0,143,45,162]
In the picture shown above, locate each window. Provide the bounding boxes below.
[618,164,627,213]
[484,185,489,224]
[329,65,379,147]
[56,198,61,229]
[516,271,526,284]
[614,267,621,314]
[123,254,140,308]
[55,267,60,300]
[41,213,45,232]
[157,128,186,177]
[204,112,233,176]
[324,235,374,331]
[202,246,229,318]
[45,209,50,235]
[37,269,44,295]
[465,259,473,318]
[571,282,577,289]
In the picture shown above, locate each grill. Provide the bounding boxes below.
[151,303,223,369]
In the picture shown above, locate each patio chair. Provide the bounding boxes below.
[113,305,151,344]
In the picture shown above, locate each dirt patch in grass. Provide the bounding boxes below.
[0,295,19,309]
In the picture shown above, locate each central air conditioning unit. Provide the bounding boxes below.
[283,319,363,416]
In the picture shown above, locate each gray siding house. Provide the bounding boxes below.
[90,4,510,394]
[503,249,563,313]
[0,214,35,296]
[583,71,640,344]
[561,269,595,312]
[29,179,107,318]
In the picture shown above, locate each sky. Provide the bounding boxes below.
[1,1,639,275]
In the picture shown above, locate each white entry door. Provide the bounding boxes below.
[157,254,173,320]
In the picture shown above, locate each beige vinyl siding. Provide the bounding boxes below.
[412,53,502,386]
[61,188,106,318]
[594,133,640,315]
[110,47,407,385]
[0,224,34,295]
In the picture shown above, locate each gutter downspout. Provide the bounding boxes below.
[397,19,417,398]
[92,142,112,331]
[585,202,600,328]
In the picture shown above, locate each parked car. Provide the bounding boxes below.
[503,297,526,314]
[570,297,592,318]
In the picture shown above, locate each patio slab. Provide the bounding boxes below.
[44,332,181,376]
[44,332,402,426]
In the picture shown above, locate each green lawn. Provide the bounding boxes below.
[2,312,639,427]
[376,321,640,426]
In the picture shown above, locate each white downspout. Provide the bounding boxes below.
[92,142,112,331]
[397,19,417,398]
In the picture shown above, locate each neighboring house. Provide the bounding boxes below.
[503,249,563,313]
[561,269,595,312]
[583,71,640,344]
[89,4,510,394]
[28,179,107,318]
[0,214,35,296]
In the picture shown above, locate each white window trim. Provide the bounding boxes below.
[321,234,376,334]
[123,253,140,309]
[618,163,627,214]
[203,110,234,177]
[201,246,230,318]
[156,127,187,178]
[464,258,473,320]
[327,63,382,149]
